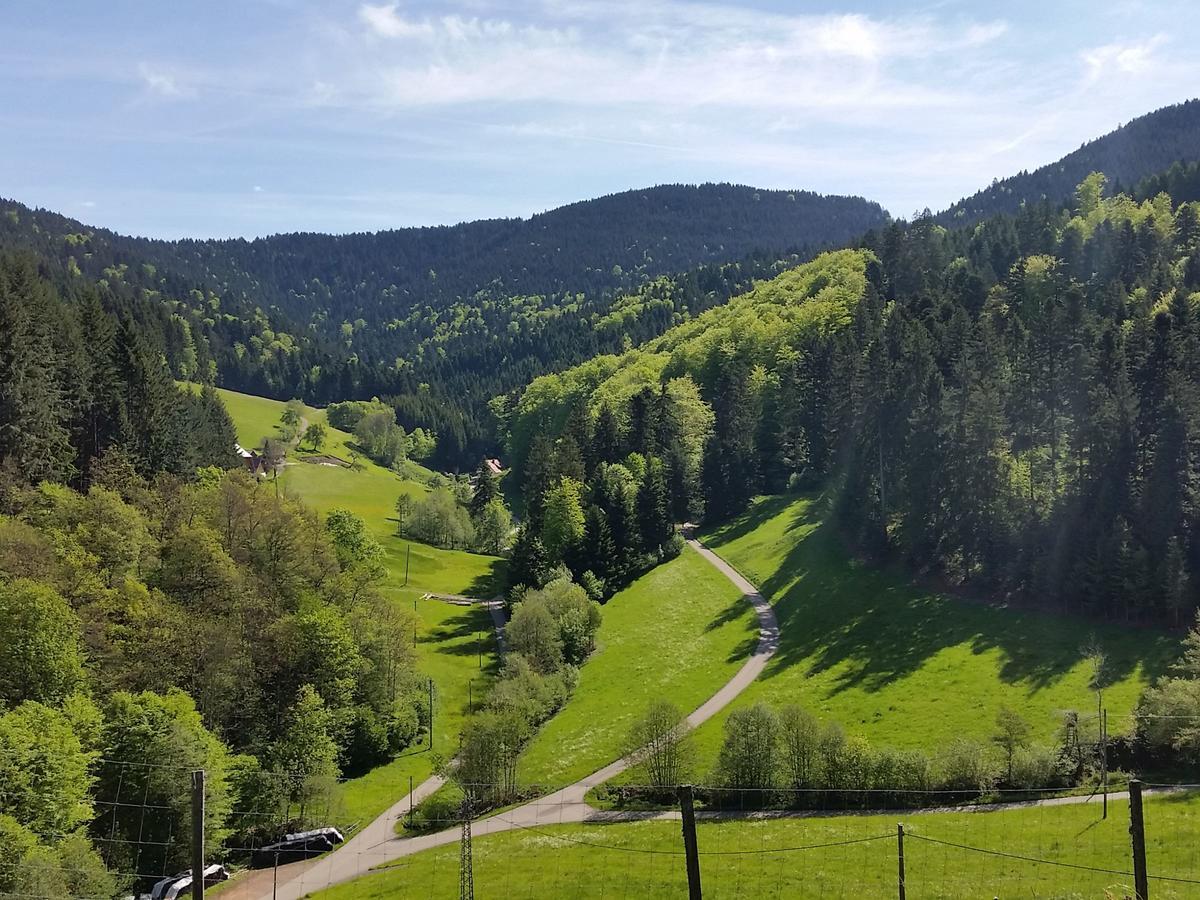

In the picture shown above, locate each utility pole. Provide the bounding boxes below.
[1129,779,1148,900]
[428,678,434,751]
[191,770,205,900]
[896,823,906,900]
[1101,708,1108,819]
[477,631,483,669]
[459,795,475,900]
[678,784,702,900]
[405,543,411,586]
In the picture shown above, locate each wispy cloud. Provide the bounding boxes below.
[358,3,433,39]
[137,62,184,97]
[6,0,1197,238]
[1082,33,1169,82]
[348,5,998,114]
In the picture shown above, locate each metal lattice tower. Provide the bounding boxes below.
[458,795,474,900]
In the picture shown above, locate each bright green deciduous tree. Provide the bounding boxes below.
[0,578,84,707]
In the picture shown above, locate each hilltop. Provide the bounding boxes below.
[938,98,1200,225]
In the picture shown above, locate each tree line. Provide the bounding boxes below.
[615,699,1093,810]
[938,99,1200,226]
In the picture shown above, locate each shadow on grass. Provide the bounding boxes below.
[466,562,506,600]
[701,493,813,550]
[702,494,1178,700]
[704,595,761,663]
[425,606,497,658]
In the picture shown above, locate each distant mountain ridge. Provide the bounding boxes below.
[1,183,887,315]
[0,183,887,464]
[938,98,1200,225]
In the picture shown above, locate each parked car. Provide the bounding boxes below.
[252,826,345,868]
[147,864,229,900]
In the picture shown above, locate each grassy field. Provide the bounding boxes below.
[517,546,758,789]
[686,494,1177,769]
[198,386,506,826]
[312,791,1200,899]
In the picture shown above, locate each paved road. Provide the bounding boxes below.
[253,538,780,898]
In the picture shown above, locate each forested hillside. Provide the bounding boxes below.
[939,99,1200,225]
[0,185,886,466]
[502,172,1200,624]
[0,254,237,486]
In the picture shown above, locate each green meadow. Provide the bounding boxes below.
[517,545,758,789]
[686,494,1177,769]
[312,791,1200,899]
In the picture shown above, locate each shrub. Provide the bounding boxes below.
[779,705,821,789]
[892,748,935,795]
[1010,745,1068,790]
[508,578,601,669]
[506,603,564,673]
[488,654,572,726]
[404,488,475,549]
[816,722,847,790]
[456,710,528,801]
[406,782,464,833]
[716,703,779,792]
[935,739,998,794]
[660,532,685,561]
[386,700,421,753]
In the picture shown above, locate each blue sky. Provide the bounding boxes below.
[2,1,1197,238]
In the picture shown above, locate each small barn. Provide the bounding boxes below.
[234,443,268,476]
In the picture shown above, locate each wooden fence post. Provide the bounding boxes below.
[1129,779,1148,900]
[679,784,702,900]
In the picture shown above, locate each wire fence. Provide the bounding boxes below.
[7,750,1200,898]
[227,780,1200,899]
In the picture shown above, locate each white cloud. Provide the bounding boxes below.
[137,62,183,97]
[961,21,1009,47]
[1082,33,1168,82]
[79,200,96,208]
[349,7,995,113]
[358,3,432,39]
[253,185,264,192]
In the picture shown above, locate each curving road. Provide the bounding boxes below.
[247,537,780,898]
